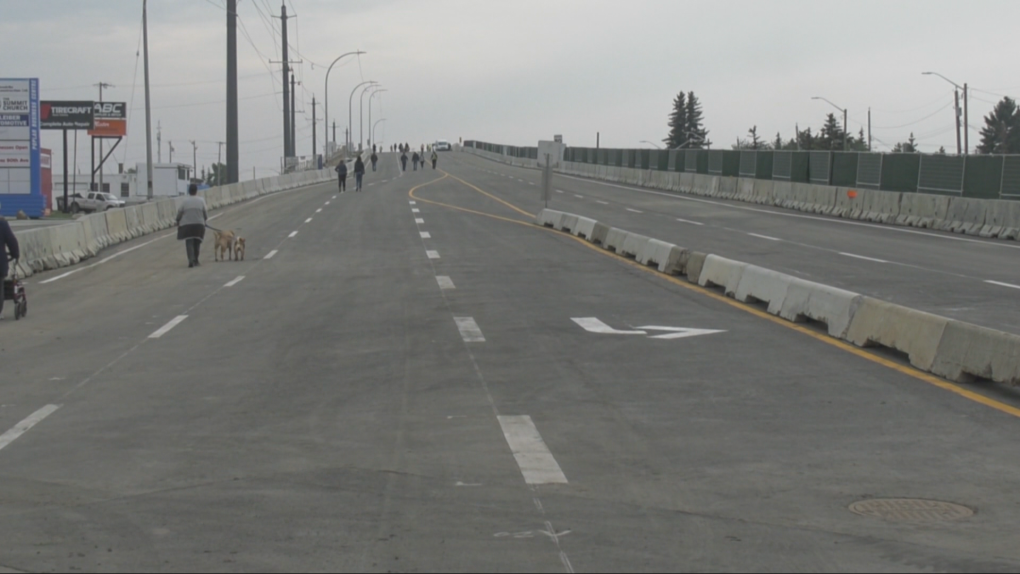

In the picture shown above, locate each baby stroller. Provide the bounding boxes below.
[3,257,27,320]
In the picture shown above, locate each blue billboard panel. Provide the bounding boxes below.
[0,78,43,217]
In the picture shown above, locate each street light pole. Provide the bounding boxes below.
[373,118,387,149]
[811,96,848,151]
[348,80,377,154]
[639,140,662,149]
[922,72,967,155]
[368,88,387,149]
[359,83,379,152]
[323,50,365,157]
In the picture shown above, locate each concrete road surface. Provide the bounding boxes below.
[1,153,1020,572]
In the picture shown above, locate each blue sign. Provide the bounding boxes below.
[0,78,43,218]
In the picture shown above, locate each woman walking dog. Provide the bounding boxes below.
[176,183,208,268]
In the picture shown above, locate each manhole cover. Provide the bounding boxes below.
[849,498,973,523]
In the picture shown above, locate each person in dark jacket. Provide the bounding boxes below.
[0,214,20,320]
[370,151,378,172]
[335,161,348,192]
[354,156,366,192]
[411,151,420,171]
[176,183,207,268]
[400,151,408,171]
[431,150,438,170]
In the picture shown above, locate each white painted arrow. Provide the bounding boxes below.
[636,326,727,340]
[572,317,646,335]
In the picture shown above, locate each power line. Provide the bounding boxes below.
[871,101,953,130]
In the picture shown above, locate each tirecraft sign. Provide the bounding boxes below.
[87,101,126,137]
[41,100,94,130]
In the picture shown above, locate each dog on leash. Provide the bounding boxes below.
[213,229,238,261]
[233,237,246,261]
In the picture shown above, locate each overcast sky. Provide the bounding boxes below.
[2,0,1016,178]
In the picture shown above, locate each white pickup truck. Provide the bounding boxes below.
[69,192,126,214]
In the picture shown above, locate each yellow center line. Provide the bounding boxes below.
[408,167,1020,421]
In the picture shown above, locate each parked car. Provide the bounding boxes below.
[434,140,452,151]
[67,192,126,214]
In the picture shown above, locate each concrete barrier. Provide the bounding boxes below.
[573,217,609,245]
[733,265,794,315]
[559,213,580,233]
[778,280,862,339]
[698,254,748,297]
[772,181,794,209]
[620,231,650,259]
[536,209,565,228]
[637,239,688,275]
[980,199,1020,238]
[751,179,774,205]
[105,209,130,243]
[941,197,987,234]
[604,227,629,253]
[684,251,709,283]
[845,297,949,371]
[931,321,1020,386]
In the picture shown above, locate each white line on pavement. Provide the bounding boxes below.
[305,218,312,223]
[264,250,278,260]
[325,201,331,205]
[332,195,337,199]
[840,252,888,264]
[596,200,609,205]
[626,208,644,213]
[412,208,420,213]
[986,280,1020,290]
[149,315,188,339]
[748,233,781,241]
[497,415,568,485]
[427,250,440,259]
[676,218,703,225]
[454,316,485,342]
[415,218,425,224]
[288,231,298,238]
[0,404,61,453]
[555,190,564,194]
[574,195,584,199]
[38,232,175,284]
[409,201,417,205]
[316,208,322,213]
[420,231,432,239]
[436,276,455,290]
[224,276,245,288]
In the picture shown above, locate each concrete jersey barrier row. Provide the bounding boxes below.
[462,147,1020,242]
[534,207,1020,387]
[11,168,334,279]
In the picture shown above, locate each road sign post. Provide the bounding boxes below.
[542,153,552,208]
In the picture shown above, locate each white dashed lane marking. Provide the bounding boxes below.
[305,218,312,223]
[748,233,781,241]
[415,218,425,224]
[0,405,61,454]
[626,208,643,214]
[498,415,568,485]
[454,317,485,343]
[676,218,703,226]
[596,200,609,205]
[288,231,298,238]
[436,276,455,290]
[986,280,1020,290]
[840,252,887,264]
[412,208,420,213]
[149,315,188,339]
[420,232,432,239]
[224,276,245,288]
[427,250,440,259]
[264,250,278,260]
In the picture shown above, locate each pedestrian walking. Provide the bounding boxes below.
[401,151,408,171]
[431,150,438,170]
[371,151,378,172]
[354,155,366,191]
[335,160,348,192]
[176,183,207,268]
[412,152,420,171]
[0,210,20,320]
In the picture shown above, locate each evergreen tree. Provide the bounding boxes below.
[663,91,687,149]
[747,125,762,149]
[796,126,815,150]
[977,96,1020,154]
[893,133,918,153]
[774,132,783,150]
[819,113,845,150]
[684,91,709,148]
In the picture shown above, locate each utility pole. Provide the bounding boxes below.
[279,3,290,159]
[94,81,114,192]
[143,0,154,199]
[169,141,174,163]
[954,89,962,155]
[157,121,162,162]
[332,121,336,148]
[311,96,317,161]
[217,141,225,165]
[226,0,239,184]
[190,140,197,182]
[963,83,969,155]
[868,108,872,152]
[291,76,297,157]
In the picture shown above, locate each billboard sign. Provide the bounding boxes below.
[41,100,94,130]
[88,101,126,137]
[0,78,41,215]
